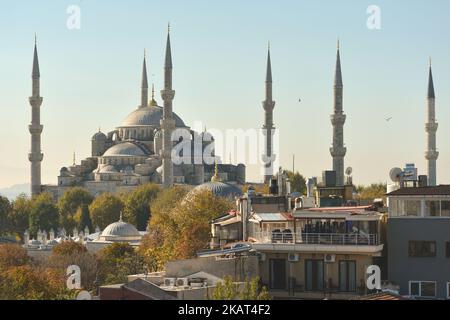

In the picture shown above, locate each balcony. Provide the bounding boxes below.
[251,231,383,255]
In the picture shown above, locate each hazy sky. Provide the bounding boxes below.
[0,0,449,189]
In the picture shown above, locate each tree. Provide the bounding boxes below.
[139,188,233,270]
[97,243,146,285]
[123,183,160,231]
[58,187,94,231]
[47,241,98,292]
[75,204,93,233]
[89,193,124,229]
[355,183,387,203]
[0,244,31,271]
[28,193,59,237]
[0,196,12,235]
[0,265,74,300]
[286,170,307,195]
[211,276,271,300]
[9,194,31,239]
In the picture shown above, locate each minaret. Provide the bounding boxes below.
[329,40,346,186]
[160,24,175,188]
[262,43,276,183]
[141,50,148,108]
[425,58,438,186]
[29,36,44,196]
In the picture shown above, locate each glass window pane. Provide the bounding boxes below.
[317,261,324,291]
[425,201,440,217]
[306,261,312,291]
[405,200,421,216]
[421,282,436,298]
[348,262,356,292]
[410,282,420,296]
[446,242,450,258]
[442,201,450,217]
[409,241,436,257]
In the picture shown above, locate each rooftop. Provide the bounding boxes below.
[387,185,450,196]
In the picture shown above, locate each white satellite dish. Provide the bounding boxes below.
[345,167,353,176]
[389,167,403,182]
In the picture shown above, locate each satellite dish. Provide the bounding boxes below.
[345,167,353,176]
[389,167,403,182]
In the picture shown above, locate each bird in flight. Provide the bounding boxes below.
[385,117,392,122]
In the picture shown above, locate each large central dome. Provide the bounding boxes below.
[121,105,186,127]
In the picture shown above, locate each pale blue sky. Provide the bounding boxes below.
[0,0,449,188]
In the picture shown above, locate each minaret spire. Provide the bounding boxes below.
[29,37,44,196]
[140,50,148,108]
[425,59,438,186]
[330,40,346,186]
[161,23,176,188]
[262,43,276,183]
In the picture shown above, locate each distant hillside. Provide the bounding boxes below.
[0,183,30,200]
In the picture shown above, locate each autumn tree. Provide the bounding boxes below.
[355,183,387,203]
[28,193,59,237]
[75,204,93,233]
[9,194,31,239]
[0,244,31,271]
[285,170,307,195]
[122,183,160,231]
[89,193,124,229]
[139,187,233,270]
[58,187,94,231]
[47,241,98,292]
[0,265,74,300]
[211,276,271,300]
[97,243,146,285]
[0,196,12,235]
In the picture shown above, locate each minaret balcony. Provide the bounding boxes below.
[330,146,347,157]
[425,122,438,132]
[425,150,439,160]
[29,96,43,106]
[262,101,275,111]
[28,152,44,162]
[160,89,175,100]
[330,114,346,125]
[28,124,43,134]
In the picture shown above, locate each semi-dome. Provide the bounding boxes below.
[103,142,147,157]
[101,219,140,238]
[121,105,185,127]
[98,165,118,173]
[192,181,243,198]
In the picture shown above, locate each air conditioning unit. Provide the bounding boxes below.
[163,278,176,287]
[288,253,299,262]
[324,254,336,263]
[176,277,189,287]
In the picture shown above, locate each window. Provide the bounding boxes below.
[408,241,436,257]
[442,201,450,217]
[446,242,450,258]
[425,201,440,217]
[404,200,421,216]
[305,260,324,291]
[409,281,436,298]
[339,260,356,292]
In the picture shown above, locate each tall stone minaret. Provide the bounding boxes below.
[160,25,175,188]
[262,44,276,183]
[141,51,149,108]
[29,37,44,196]
[329,40,346,186]
[425,59,438,186]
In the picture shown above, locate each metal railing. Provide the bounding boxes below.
[253,231,378,246]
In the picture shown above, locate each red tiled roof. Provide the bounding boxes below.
[354,292,406,300]
[387,185,450,196]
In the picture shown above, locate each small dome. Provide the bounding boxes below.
[192,181,243,198]
[101,220,140,238]
[103,142,147,157]
[92,131,107,141]
[121,105,185,127]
